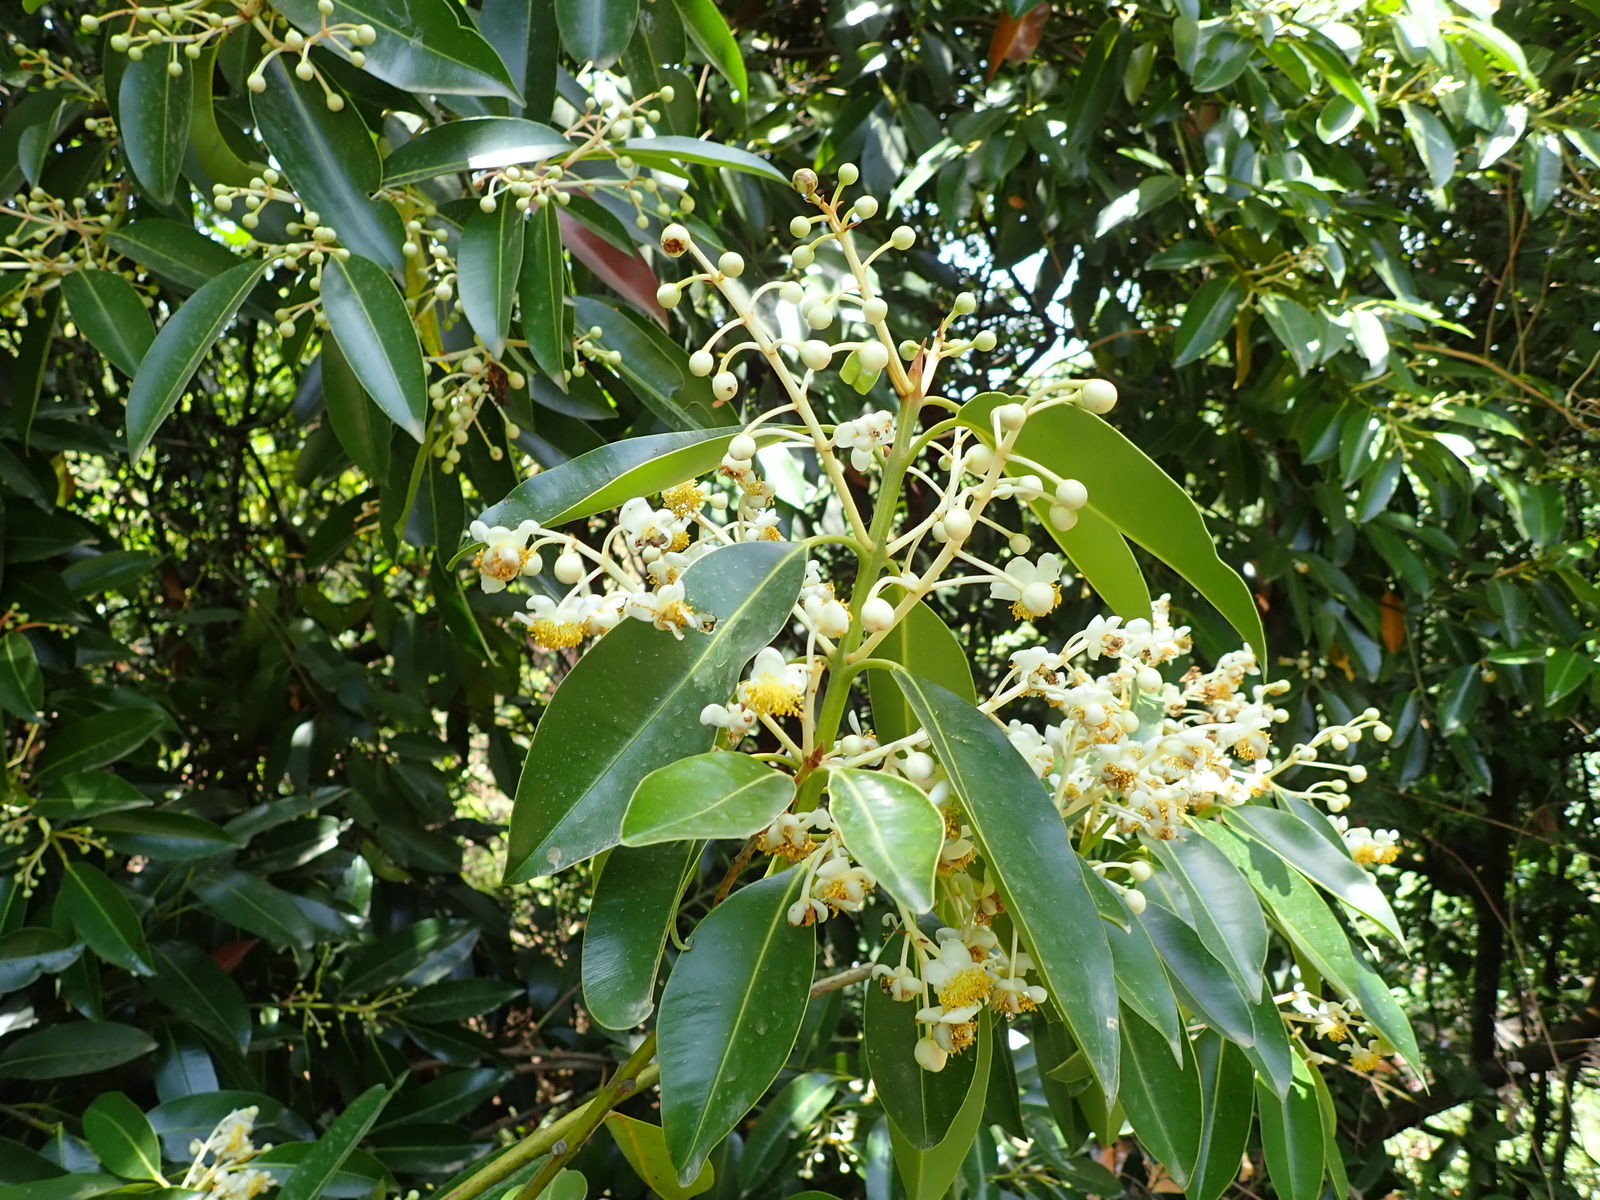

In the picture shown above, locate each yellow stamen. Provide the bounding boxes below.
[528,620,585,649]
[936,965,992,1010]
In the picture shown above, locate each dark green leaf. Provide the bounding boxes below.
[273,1082,396,1200]
[622,753,795,845]
[1256,1060,1325,1200]
[126,260,270,457]
[887,669,1119,1096]
[1147,830,1268,1002]
[83,1093,164,1184]
[117,49,192,206]
[0,927,83,993]
[1543,647,1591,706]
[1172,275,1245,366]
[621,137,784,183]
[583,841,697,1030]
[61,861,154,976]
[380,1068,508,1128]
[666,0,747,98]
[1134,901,1256,1052]
[0,634,42,723]
[459,201,524,357]
[518,201,569,384]
[382,117,570,187]
[32,771,152,823]
[250,58,404,271]
[0,1022,156,1080]
[93,810,241,862]
[574,297,731,430]
[60,551,163,599]
[189,871,317,949]
[659,869,814,1184]
[886,1016,991,1200]
[1521,132,1562,217]
[737,1072,839,1192]
[321,254,428,442]
[60,270,157,380]
[505,541,805,881]
[555,0,639,67]
[400,979,522,1025]
[1118,1010,1201,1186]
[829,769,943,913]
[1259,294,1322,375]
[864,981,977,1150]
[274,0,520,100]
[341,919,479,996]
[147,943,252,1054]
[1086,874,1183,1056]
[1187,1031,1255,1200]
[105,220,241,296]
[320,340,391,478]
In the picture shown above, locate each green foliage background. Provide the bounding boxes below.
[0,0,1597,1197]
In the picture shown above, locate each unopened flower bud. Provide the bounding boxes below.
[717,251,745,277]
[727,433,757,461]
[902,752,935,783]
[659,223,691,257]
[914,1036,948,1073]
[852,196,879,220]
[789,215,812,239]
[554,553,585,584]
[861,597,895,632]
[712,372,738,402]
[792,168,819,195]
[1129,859,1153,883]
[862,296,888,323]
[1124,888,1147,915]
[973,329,997,351]
[1079,378,1118,413]
[857,341,889,373]
[791,244,814,269]
[805,304,833,330]
[837,162,860,186]
[890,225,915,249]
[995,403,1027,431]
[1049,505,1078,532]
[800,340,832,371]
[1009,533,1032,555]
[942,508,973,541]
[656,282,682,309]
[952,291,977,315]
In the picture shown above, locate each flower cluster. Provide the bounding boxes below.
[180,1106,276,1200]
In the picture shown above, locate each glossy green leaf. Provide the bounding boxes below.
[83,1092,164,1184]
[867,597,975,747]
[1543,647,1591,706]
[574,296,731,430]
[459,201,524,357]
[1172,275,1245,366]
[1259,294,1321,375]
[864,981,978,1149]
[475,426,799,540]
[274,1082,396,1200]
[185,40,257,188]
[1521,132,1562,217]
[400,978,522,1025]
[126,260,270,457]
[61,861,154,976]
[887,1015,991,1200]
[61,550,163,600]
[1134,901,1256,1052]
[829,769,943,913]
[341,919,478,996]
[1118,1009,1201,1187]
[1308,1061,1351,1199]
[737,1072,840,1192]
[60,270,156,380]
[0,927,83,993]
[250,58,404,271]
[321,254,427,442]
[1086,874,1183,1056]
[1256,1059,1326,1200]
[117,49,191,207]
[583,840,697,1030]
[105,220,241,296]
[8,284,59,445]
[556,0,639,66]
[189,871,316,950]
[607,1113,713,1200]
[887,668,1119,1095]
[35,708,165,781]
[147,943,252,1054]
[622,753,795,845]
[274,0,520,100]
[321,340,391,478]
[1223,806,1403,943]
[958,393,1263,658]
[32,770,151,823]
[382,117,570,187]
[1187,1031,1255,1200]
[666,0,747,97]
[0,633,43,722]
[0,1021,156,1079]
[621,137,784,182]
[1401,102,1458,190]
[93,810,240,863]
[659,869,815,1184]
[1147,829,1268,1001]
[518,201,568,383]
[506,542,805,881]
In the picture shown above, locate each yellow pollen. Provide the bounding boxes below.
[1323,1021,1350,1043]
[739,677,804,717]
[1102,764,1137,791]
[1010,582,1061,621]
[1349,1045,1383,1072]
[668,529,691,552]
[945,1020,978,1054]
[759,524,782,540]
[942,808,964,839]
[655,599,698,632]
[474,544,533,582]
[661,482,705,516]
[936,966,993,1010]
[528,620,585,649]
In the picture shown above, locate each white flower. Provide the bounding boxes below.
[469,519,541,592]
[738,647,808,717]
[989,553,1065,619]
[623,581,707,638]
[516,594,591,649]
[872,962,922,1003]
[832,410,895,471]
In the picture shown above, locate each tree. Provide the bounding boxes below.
[0,2,1595,1200]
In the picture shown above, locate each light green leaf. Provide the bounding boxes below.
[1173,275,1244,366]
[84,1092,165,1184]
[321,340,391,478]
[828,769,942,913]
[383,117,570,187]
[518,200,569,384]
[186,39,258,187]
[274,0,520,99]
[1086,874,1183,1057]
[582,841,698,1030]
[1316,96,1362,144]
[1308,1061,1351,1199]
[1256,1059,1325,1200]
[1259,294,1322,375]
[505,542,805,881]
[1147,829,1268,1002]
[1222,806,1404,943]
[867,596,975,747]
[1565,126,1600,170]
[575,296,732,430]
[1479,103,1526,170]
[887,1015,991,1200]
[250,57,404,271]
[863,981,978,1150]
[659,869,814,1184]
[607,1113,713,1200]
[1118,1010,1201,1187]
[1347,308,1389,370]
[459,200,525,357]
[61,269,157,379]
[126,260,270,457]
[273,1082,396,1200]
[667,0,747,98]
[1188,1031,1256,1200]
[958,393,1264,659]
[321,254,427,442]
[886,669,1119,1096]
[1448,17,1539,87]
[0,633,43,722]
[117,48,191,206]
[621,136,781,182]
[0,1021,155,1080]
[556,0,639,66]
[1401,102,1458,190]
[622,753,795,846]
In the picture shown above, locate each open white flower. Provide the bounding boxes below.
[989,553,1066,619]
[469,519,541,592]
[738,647,809,717]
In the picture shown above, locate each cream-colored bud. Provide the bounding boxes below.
[1049,505,1079,532]
[952,291,977,315]
[942,508,973,541]
[1009,533,1032,555]
[1056,478,1088,509]
[890,225,915,249]
[861,597,896,632]
[656,282,682,309]
[1079,378,1118,413]
[718,251,745,277]
[964,445,994,474]
[791,244,814,269]
[837,162,860,185]
[554,553,585,585]
[862,296,888,323]
[857,341,889,373]
[688,350,714,377]
[789,215,812,239]
[1124,888,1147,915]
[727,433,757,460]
[973,329,997,351]
[914,1037,948,1073]
[852,196,879,220]
[806,304,833,330]
[800,340,832,371]
[1129,859,1153,883]
[995,403,1027,431]
[712,372,738,402]
[659,223,691,257]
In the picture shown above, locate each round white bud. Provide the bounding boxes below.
[860,597,896,632]
[964,445,994,474]
[1124,888,1148,915]
[914,1037,948,1073]
[659,223,691,257]
[995,403,1027,431]
[952,291,977,315]
[789,215,811,239]
[717,251,745,277]
[805,304,833,330]
[861,296,888,323]
[799,340,832,371]
[1020,581,1056,617]
[1009,533,1032,555]
[973,329,997,351]
[779,281,805,305]
[1056,478,1089,509]
[1079,378,1118,413]
[902,752,935,783]
[1049,505,1079,532]
[942,508,973,541]
[728,433,757,461]
[712,372,739,402]
[890,225,915,249]
[791,244,814,269]
[857,341,889,373]
[837,162,860,185]
[688,350,714,377]
[656,282,682,309]
[554,553,585,584]
[852,196,879,220]
[1128,859,1153,883]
